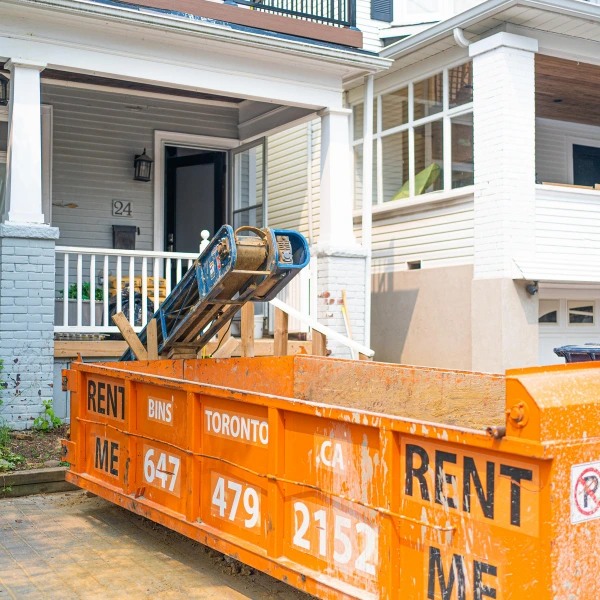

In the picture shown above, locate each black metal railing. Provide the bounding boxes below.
[225,0,356,28]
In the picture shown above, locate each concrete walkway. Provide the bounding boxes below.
[0,491,313,599]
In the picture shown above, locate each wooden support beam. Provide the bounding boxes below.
[274,308,289,356]
[312,330,327,357]
[240,303,255,358]
[147,318,159,360]
[112,312,148,360]
[359,352,373,361]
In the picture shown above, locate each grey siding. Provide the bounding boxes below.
[43,84,238,250]
[267,120,321,244]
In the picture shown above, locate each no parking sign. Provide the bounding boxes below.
[571,461,600,524]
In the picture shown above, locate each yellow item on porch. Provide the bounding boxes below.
[392,163,441,200]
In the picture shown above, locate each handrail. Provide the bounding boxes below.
[55,246,197,259]
[269,297,375,358]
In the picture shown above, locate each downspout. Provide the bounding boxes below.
[453,27,470,48]
[362,75,374,348]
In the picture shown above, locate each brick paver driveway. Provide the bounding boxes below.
[0,491,313,599]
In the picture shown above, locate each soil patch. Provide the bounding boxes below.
[4,425,68,470]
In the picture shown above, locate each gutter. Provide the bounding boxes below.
[7,0,391,72]
[381,0,600,59]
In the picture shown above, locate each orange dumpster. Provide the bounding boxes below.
[62,356,600,599]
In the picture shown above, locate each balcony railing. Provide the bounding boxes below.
[229,0,356,28]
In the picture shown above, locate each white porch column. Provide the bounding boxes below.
[469,32,539,372]
[315,107,368,358]
[4,59,47,224]
[318,107,355,248]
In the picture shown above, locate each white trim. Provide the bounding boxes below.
[152,131,239,251]
[566,136,600,186]
[353,185,474,221]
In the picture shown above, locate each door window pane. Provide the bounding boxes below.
[0,162,5,218]
[382,131,409,202]
[449,62,473,108]
[382,87,408,130]
[414,74,443,121]
[414,121,443,195]
[568,301,594,325]
[451,113,473,189]
[539,300,559,324]
[0,121,7,152]
[233,145,264,230]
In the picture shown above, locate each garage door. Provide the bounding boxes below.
[539,287,600,365]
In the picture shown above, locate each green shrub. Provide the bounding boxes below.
[33,399,62,432]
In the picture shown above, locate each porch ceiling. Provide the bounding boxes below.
[40,69,244,106]
[536,55,600,128]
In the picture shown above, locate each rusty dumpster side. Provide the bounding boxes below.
[62,355,600,599]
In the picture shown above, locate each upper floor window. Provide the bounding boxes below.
[352,61,473,208]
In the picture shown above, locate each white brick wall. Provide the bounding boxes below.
[470,33,538,279]
[0,225,58,430]
[316,252,367,358]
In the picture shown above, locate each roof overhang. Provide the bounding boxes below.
[6,0,391,76]
[381,0,600,64]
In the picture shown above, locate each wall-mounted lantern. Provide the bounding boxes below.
[0,74,8,106]
[133,148,153,182]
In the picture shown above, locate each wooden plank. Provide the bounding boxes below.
[312,330,327,357]
[112,312,148,360]
[54,341,128,358]
[240,303,255,358]
[147,319,159,360]
[274,308,289,356]
[211,336,240,359]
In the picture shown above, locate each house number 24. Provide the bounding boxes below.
[112,200,133,217]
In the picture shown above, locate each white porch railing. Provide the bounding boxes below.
[55,247,198,333]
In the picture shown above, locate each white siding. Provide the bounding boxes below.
[43,84,238,251]
[366,196,474,272]
[267,119,321,243]
[531,186,600,282]
[356,0,385,53]
[536,118,600,185]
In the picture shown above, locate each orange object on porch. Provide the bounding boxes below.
[62,356,600,599]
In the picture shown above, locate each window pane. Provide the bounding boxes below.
[382,131,409,202]
[414,120,443,195]
[353,103,364,140]
[0,121,6,152]
[382,87,408,131]
[449,62,473,108]
[451,113,473,189]
[539,300,559,324]
[233,145,263,228]
[568,301,594,325]
[353,142,377,210]
[414,74,443,120]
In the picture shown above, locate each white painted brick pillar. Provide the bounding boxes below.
[316,108,367,358]
[469,33,539,372]
[0,59,59,429]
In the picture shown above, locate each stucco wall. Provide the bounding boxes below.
[371,264,473,369]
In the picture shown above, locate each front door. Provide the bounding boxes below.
[164,147,226,253]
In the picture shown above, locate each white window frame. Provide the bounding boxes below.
[0,105,53,224]
[352,59,473,207]
[567,136,600,186]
